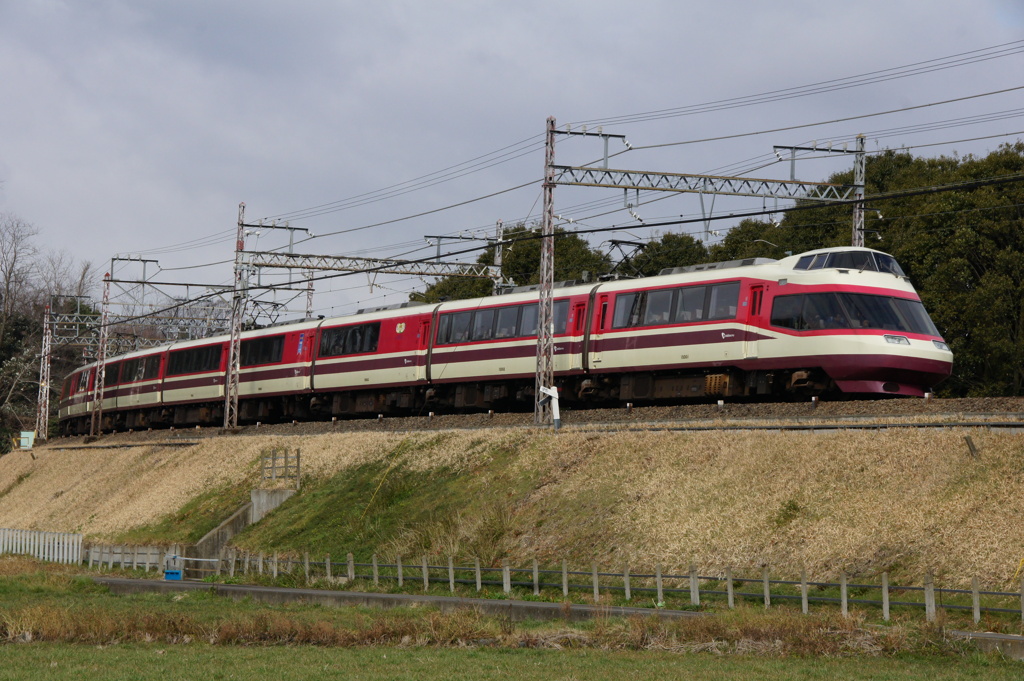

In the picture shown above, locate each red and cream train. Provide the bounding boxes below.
[58,247,953,434]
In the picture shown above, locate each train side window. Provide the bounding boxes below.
[706,282,740,320]
[674,286,705,322]
[77,370,90,393]
[62,376,73,398]
[168,346,221,375]
[612,292,641,328]
[643,289,675,326]
[360,323,380,353]
[436,314,451,344]
[320,327,348,356]
[494,306,520,339]
[519,304,538,336]
[449,311,473,344]
[471,308,496,341]
[103,362,120,386]
[143,356,161,379]
[553,300,569,334]
[241,335,285,367]
[808,254,827,269]
[794,255,814,270]
[770,295,804,329]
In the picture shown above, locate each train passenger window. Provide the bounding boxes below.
[435,315,451,344]
[643,289,675,326]
[241,335,285,367]
[612,292,641,329]
[553,300,569,334]
[675,286,705,322]
[319,323,382,356]
[802,293,849,329]
[808,254,827,269]
[449,312,473,344]
[794,255,814,270]
[519,304,538,336]
[168,346,221,375]
[471,309,496,341]
[62,377,73,398]
[770,295,804,329]
[494,306,520,339]
[103,362,120,386]
[143,356,161,380]
[706,282,740,320]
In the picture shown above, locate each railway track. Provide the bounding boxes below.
[42,397,1024,446]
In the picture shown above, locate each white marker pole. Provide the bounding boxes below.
[539,386,561,431]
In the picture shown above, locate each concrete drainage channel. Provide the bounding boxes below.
[93,576,702,622]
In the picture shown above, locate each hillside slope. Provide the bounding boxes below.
[1,427,1022,587]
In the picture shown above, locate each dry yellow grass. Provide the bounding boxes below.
[2,427,1023,587]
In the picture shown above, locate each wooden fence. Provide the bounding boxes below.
[0,527,82,564]
[261,447,300,490]
[152,550,1024,624]
[84,544,166,572]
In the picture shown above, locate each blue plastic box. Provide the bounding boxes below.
[164,569,182,581]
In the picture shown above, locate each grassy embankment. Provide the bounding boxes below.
[3,427,1024,589]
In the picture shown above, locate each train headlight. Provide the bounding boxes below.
[884,335,910,345]
[933,340,950,351]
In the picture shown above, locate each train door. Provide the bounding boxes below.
[416,318,431,382]
[570,301,586,371]
[589,294,610,367]
[745,284,765,359]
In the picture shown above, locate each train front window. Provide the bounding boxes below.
[827,251,876,271]
[771,292,940,336]
[875,253,906,276]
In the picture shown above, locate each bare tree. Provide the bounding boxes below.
[0,213,39,350]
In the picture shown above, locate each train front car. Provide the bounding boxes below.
[755,247,952,397]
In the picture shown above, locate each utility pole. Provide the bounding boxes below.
[89,273,111,437]
[536,116,556,426]
[224,203,248,429]
[34,305,52,440]
[852,134,866,247]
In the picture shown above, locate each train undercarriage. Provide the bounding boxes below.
[59,366,837,436]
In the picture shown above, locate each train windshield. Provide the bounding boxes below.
[771,292,940,336]
[794,251,906,277]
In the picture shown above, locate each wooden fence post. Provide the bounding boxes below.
[229,549,236,578]
[325,553,332,581]
[562,559,569,597]
[272,552,279,578]
[502,559,511,594]
[800,568,808,615]
[972,576,981,624]
[726,568,734,609]
[882,572,890,621]
[656,564,664,605]
[533,558,539,596]
[623,564,631,601]
[303,552,309,582]
[397,555,403,587]
[592,562,600,603]
[448,556,455,593]
[840,573,848,617]
[924,572,936,622]
[422,555,430,591]
[474,557,481,592]
[372,555,378,586]
[762,567,771,608]
[258,552,264,575]
[347,553,355,582]
[689,565,700,606]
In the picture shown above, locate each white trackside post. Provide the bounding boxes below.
[539,386,561,431]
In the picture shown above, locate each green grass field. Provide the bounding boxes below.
[0,644,1019,681]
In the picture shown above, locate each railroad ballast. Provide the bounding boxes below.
[58,247,953,434]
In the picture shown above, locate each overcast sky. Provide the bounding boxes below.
[1,1,1023,320]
